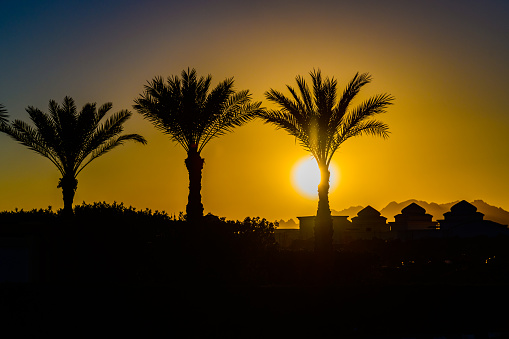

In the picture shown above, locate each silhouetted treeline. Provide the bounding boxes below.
[1,203,508,287]
[0,202,279,284]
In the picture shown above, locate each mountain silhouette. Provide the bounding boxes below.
[380,200,455,222]
[333,199,509,225]
[276,218,299,229]
[470,199,509,226]
[331,205,364,218]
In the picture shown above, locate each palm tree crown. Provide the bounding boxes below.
[134,68,262,152]
[0,96,147,215]
[133,68,263,222]
[259,69,394,251]
[262,69,393,167]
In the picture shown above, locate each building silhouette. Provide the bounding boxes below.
[275,200,509,248]
[438,200,509,238]
[390,202,440,240]
[345,206,390,242]
[295,216,350,247]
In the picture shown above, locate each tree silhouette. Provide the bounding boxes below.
[0,96,147,216]
[259,69,394,252]
[133,68,263,223]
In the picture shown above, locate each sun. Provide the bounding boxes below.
[291,156,339,198]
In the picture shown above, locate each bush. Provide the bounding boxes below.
[0,202,279,284]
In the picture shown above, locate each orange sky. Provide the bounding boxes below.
[1,1,509,221]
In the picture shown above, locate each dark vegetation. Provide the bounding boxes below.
[2,202,508,285]
[0,202,279,284]
[1,203,508,337]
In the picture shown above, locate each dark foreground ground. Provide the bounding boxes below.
[1,208,508,338]
[1,282,508,338]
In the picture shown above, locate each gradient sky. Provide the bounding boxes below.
[1,0,509,221]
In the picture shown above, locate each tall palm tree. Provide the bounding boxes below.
[0,96,147,216]
[259,69,394,252]
[133,68,263,223]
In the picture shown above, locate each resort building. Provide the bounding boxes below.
[389,202,439,240]
[275,200,509,248]
[344,206,390,242]
[438,200,509,238]
[297,216,351,245]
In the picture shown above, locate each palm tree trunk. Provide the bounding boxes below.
[58,175,78,218]
[314,163,333,252]
[185,146,204,223]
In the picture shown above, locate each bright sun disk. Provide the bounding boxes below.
[291,156,339,198]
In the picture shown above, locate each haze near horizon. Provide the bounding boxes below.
[1,0,509,221]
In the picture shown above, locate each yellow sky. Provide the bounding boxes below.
[1,1,509,221]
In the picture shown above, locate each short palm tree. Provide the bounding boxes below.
[0,96,147,216]
[259,69,394,252]
[133,68,263,223]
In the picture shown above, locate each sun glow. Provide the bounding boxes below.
[291,156,339,199]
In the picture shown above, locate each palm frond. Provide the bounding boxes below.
[76,103,99,136]
[134,76,193,150]
[348,119,390,139]
[199,91,262,151]
[26,106,59,153]
[76,133,146,175]
[341,93,394,134]
[257,108,315,157]
[4,119,65,174]
[265,88,300,116]
[55,97,78,140]
[265,88,310,135]
[75,109,132,170]
[295,75,314,114]
[0,104,8,125]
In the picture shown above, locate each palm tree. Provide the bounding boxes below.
[133,68,263,223]
[259,69,394,252]
[0,96,147,216]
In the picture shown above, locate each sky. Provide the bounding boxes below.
[1,0,509,221]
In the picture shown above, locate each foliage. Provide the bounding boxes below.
[0,96,147,178]
[72,201,174,222]
[0,202,279,283]
[260,69,394,166]
[234,216,278,251]
[0,206,57,225]
[133,68,263,152]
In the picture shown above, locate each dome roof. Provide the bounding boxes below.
[450,200,477,214]
[357,205,381,217]
[401,202,426,215]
